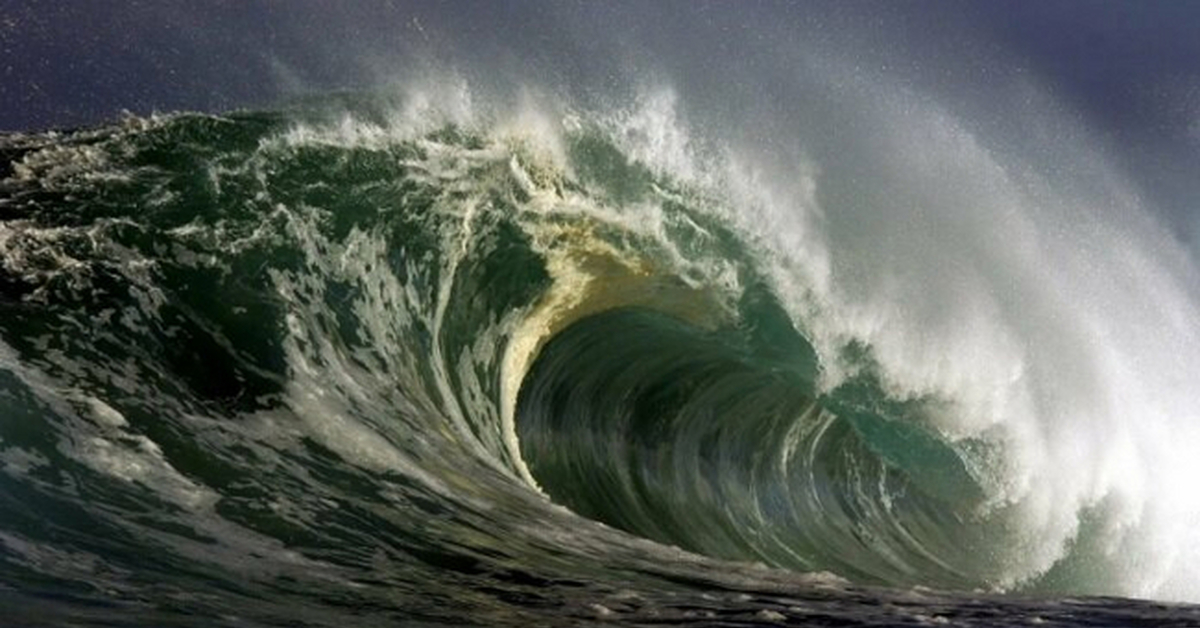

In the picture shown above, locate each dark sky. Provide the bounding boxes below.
[2,2,1196,132]
[970,2,1200,233]
[2,1,1197,240]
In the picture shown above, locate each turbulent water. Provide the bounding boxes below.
[2,83,1200,627]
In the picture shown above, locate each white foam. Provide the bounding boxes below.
[74,432,217,511]
[606,87,704,185]
[86,396,128,428]
[0,447,48,475]
[705,67,1200,597]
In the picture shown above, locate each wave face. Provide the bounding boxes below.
[2,83,1200,626]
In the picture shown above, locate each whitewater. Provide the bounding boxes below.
[3,4,1200,627]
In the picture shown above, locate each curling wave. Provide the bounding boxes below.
[2,80,1200,626]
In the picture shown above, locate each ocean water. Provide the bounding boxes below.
[3,22,1200,626]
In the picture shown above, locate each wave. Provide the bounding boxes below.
[2,77,1200,625]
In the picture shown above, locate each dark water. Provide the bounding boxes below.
[1,93,1199,627]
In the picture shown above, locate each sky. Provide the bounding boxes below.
[1,1,1197,243]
